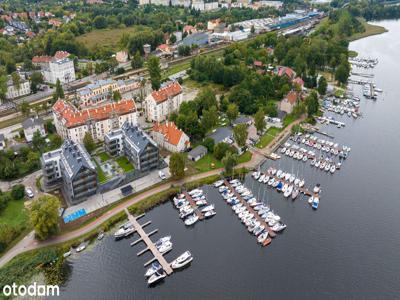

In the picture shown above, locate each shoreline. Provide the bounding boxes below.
[348,18,388,42]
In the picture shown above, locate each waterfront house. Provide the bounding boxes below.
[152,121,190,153]
[188,145,208,162]
[280,91,299,114]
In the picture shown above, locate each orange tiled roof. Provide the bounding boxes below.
[151,82,182,104]
[53,99,136,128]
[32,55,52,63]
[285,91,298,105]
[54,51,70,60]
[153,122,185,146]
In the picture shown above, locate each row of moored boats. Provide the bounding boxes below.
[173,189,216,226]
[214,179,286,247]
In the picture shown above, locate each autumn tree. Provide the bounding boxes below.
[30,195,60,240]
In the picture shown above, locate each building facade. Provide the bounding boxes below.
[152,122,190,152]
[32,51,75,84]
[144,82,183,122]
[104,122,159,172]
[41,140,98,204]
[6,77,31,99]
[53,99,138,144]
[77,79,141,107]
[22,117,46,142]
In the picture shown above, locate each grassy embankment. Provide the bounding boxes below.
[348,18,388,42]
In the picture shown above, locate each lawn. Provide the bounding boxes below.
[256,127,282,149]
[0,200,29,228]
[237,151,252,164]
[98,152,110,162]
[283,114,297,127]
[76,26,146,49]
[94,161,108,183]
[116,156,134,173]
[193,153,223,172]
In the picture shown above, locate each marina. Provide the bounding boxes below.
[45,21,400,300]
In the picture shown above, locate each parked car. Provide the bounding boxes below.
[25,187,34,198]
[159,171,166,180]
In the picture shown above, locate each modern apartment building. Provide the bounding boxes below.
[41,140,98,204]
[52,99,138,144]
[105,122,159,172]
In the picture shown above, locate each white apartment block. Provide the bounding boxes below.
[43,58,76,84]
[6,78,31,99]
[144,82,183,123]
[52,99,138,144]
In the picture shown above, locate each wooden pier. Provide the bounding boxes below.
[125,209,173,275]
[182,191,204,220]
[224,180,276,238]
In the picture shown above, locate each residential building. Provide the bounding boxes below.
[6,77,30,99]
[104,122,160,172]
[22,117,46,142]
[152,122,190,152]
[41,140,98,204]
[77,79,141,107]
[116,50,128,63]
[232,115,252,127]
[32,51,75,84]
[52,99,138,144]
[171,0,191,7]
[280,91,299,114]
[276,66,296,81]
[188,145,207,161]
[144,82,183,122]
[208,126,233,144]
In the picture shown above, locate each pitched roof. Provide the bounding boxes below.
[53,99,136,128]
[22,117,44,129]
[60,140,96,178]
[122,122,157,155]
[32,55,52,64]
[153,122,185,146]
[277,66,295,79]
[208,126,233,144]
[293,77,304,86]
[188,145,207,158]
[150,82,182,104]
[285,91,298,105]
[54,51,70,60]
[253,60,263,67]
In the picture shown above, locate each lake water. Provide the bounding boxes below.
[51,20,400,300]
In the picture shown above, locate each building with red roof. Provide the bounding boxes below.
[52,99,138,143]
[280,91,299,114]
[145,82,183,122]
[276,66,296,80]
[152,121,190,152]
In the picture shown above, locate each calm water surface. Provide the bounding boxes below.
[51,21,400,300]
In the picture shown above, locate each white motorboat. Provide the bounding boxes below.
[268,178,275,186]
[63,251,71,258]
[189,189,202,196]
[114,225,135,239]
[330,165,336,174]
[291,188,299,200]
[289,175,295,183]
[276,170,283,178]
[158,241,173,254]
[298,180,305,188]
[315,160,320,168]
[184,214,199,226]
[263,175,270,184]
[201,204,215,213]
[308,196,314,204]
[76,243,86,253]
[257,232,269,244]
[214,180,224,187]
[284,185,293,198]
[313,184,321,194]
[145,262,162,277]
[282,183,288,193]
[258,174,265,183]
[196,200,207,206]
[280,147,287,154]
[171,251,193,269]
[204,210,216,218]
[294,178,300,186]
[312,196,320,209]
[271,222,287,232]
[284,173,291,181]
[148,270,166,285]
[156,236,171,244]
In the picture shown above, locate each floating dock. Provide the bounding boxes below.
[125,209,173,275]
[224,180,276,238]
[182,191,205,220]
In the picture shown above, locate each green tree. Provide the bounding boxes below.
[30,195,60,240]
[213,142,231,160]
[20,101,30,116]
[254,108,266,133]
[169,153,185,179]
[202,137,215,153]
[32,131,45,152]
[0,69,7,101]
[306,91,319,117]
[53,79,64,101]
[30,72,44,93]
[11,72,21,91]
[226,103,239,124]
[233,123,248,148]
[93,16,108,29]
[147,55,161,91]
[201,105,218,132]
[335,63,349,84]
[170,33,177,44]
[317,76,327,95]
[222,152,237,175]
[264,101,277,117]
[112,90,122,102]
[11,184,25,200]
[83,132,96,153]
[131,51,144,70]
